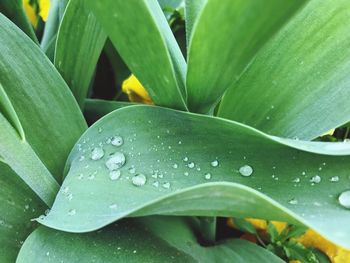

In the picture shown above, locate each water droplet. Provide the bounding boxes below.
[188,162,195,168]
[301,171,306,176]
[330,176,339,182]
[111,136,123,146]
[110,170,121,181]
[106,138,112,144]
[211,160,219,167]
[132,174,147,186]
[67,193,73,201]
[183,157,188,162]
[204,173,211,180]
[292,177,300,183]
[318,167,322,171]
[338,190,350,209]
[239,165,253,177]
[79,156,85,161]
[105,152,126,170]
[184,172,189,176]
[310,175,321,184]
[173,163,178,169]
[152,181,159,187]
[68,209,76,216]
[88,173,95,180]
[178,141,182,144]
[61,186,69,194]
[266,116,270,120]
[98,127,103,133]
[109,203,118,209]
[128,167,136,174]
[288,198,298,205]
[78,174,84,180]
[162,182,170,189]
[91,147,104,160]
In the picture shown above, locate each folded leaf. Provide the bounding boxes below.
[219,0,350,140]
[41,106,350,249]
[186,0,307,113]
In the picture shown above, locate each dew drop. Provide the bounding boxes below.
[91,147,104,160]
[78,174,84,180]
[162,182,170,189]
[188,162,195,168]
[292,177,300,183]
[79,156,85,162]
[110,170,121,181]
[239,165,253,177]
[109,203,118,209]
[128,167,136,174]
[288,198,298,205]
[152,181,159,188]
[105,152,126,170]
[68,209,76,216]
[310,175,321,184]
[173,163,178,169]
[330,176,339,182]
[98,127,103,133]
[204,173,211,180]
[184,172,189,176]
[338,190,350,209]
[61,186,69,194]
[132,174,147,186]
[111,136,123,146]
[183,157,188,162]
[301,171,306,176]
[211,160,219,167]
[67,193,73,201]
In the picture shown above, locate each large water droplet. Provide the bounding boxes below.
[111,136,123,146]
[91,147,104,160]
[188,162,195,168]
[105,152,126,170]
[132,174,147,186]
[338,190,350,209]
[211,160,219,167]
[110,170,121,181]
[239,165,253,177]
[310,175,321,184]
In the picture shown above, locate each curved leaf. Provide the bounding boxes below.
[218,0,350,140]
[86,0,188,111]
[0,14,87,181]
[18,217,283,263]
[0,162,45,263]
[184,0,206,47]
[186,0,307,113]
[55,0,107,107]
[41,106,350,249]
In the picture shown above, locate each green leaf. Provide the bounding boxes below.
[0,14,87,181]
[219,0,350,140]
[234,218,257,236]
[40,105,350,249]
[55,0,107,107]
[86,0,188,111]
[184,0,206,47]
[186,0,307,114]
[0,0,39,44]
[283,240,318,263]
[18,217,283,262]
[0,162,45,263]
[267,222,279,243]
[84,99,135,124]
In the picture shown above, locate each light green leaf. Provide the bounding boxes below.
[86,0,188,110]
[0,0,38,44]
[219,0,350,140]
[18,217,283,262]
[55,0,107,107]
[184,0,206,46]
[0,162,45,263]
[0,14,87,181]
[186,0,307,114]
[41,106,350,249]
[84,99,135,124]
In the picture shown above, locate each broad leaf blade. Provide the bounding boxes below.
[186,0,307,113]
[219,0,350,140]
[55,0,107,107]
[0,14,87,181]
[41,106,350,248]
[184,0,206,47]
[18,217,283,262]
[87,0,188,111]
[0,162,45,263]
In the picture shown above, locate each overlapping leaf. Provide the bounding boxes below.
[41,106,350,249]
[219,0,350,140]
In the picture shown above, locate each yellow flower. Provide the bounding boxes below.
[23,0,38,27]
[227,218,350,263]
[39,0,50,22]
[122,75,153,104]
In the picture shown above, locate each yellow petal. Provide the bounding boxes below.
[122,75,153,104]
[39,0,50,22]
[23,0,38,27]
